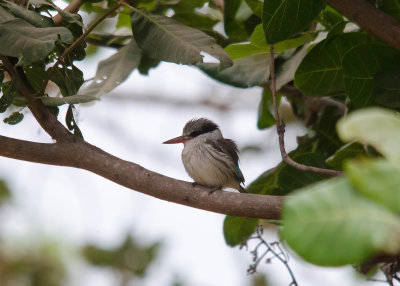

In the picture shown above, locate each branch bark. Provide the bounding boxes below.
[327,0,400,51]
[0,135,284,219]
[52,0,84,26]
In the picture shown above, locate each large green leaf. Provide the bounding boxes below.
[130,8,233,69]
[374,66,400,108]
[197,53,269,88]
[346,158,400,215]
[0,18,73,65]
[0,6,14,22]
[223,216,259,246]
[262,0,325,44]
[342,43,400,107]
[294,33,368,97]
[337,107,400,170]
[78,40,142,99]
[0,1,53,27]
[282,177,400,266]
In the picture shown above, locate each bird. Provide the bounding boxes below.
[163,118,247,194]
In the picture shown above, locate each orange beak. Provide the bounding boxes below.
[163,135,191,144]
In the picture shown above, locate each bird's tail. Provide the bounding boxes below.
[238,185,248,193]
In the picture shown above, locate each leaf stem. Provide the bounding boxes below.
[269,45,343,177]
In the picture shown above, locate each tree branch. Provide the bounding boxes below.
[0,56,73,142]
[269,46,343,177]
[0,135,284,219]
[327,0,400,51]
[52,0,84,26]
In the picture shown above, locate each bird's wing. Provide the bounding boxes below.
[205,138,244,183]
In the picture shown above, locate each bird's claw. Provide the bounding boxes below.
[208,186,222,195]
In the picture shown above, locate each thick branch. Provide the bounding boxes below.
[0,56,73,142]
[0,135,284,219]
[328,0,400,51]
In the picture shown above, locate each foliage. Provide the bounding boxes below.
[1,0,400,282]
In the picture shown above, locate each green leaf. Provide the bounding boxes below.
[225,43,265,60]
[251,24,317,50]
[294,33,368,97]
[337,107,400,170]
[50,65,84,97]
[346,158,400,214]
[66,104,83,139]
[276,44,309,90]
[325,142,366,171]
[29,0,84,26]
[244,0,263,18]
[138,52,160,75]
[342,43,400,107]
[41,94,97,106]
[0,6,14,22]
[0,1,53,27]
[316,6,344,29]
[257,89,276,129]
[117,7,131,28]
[172,12,219,30]
[248,151,330,195]
[262,0,325,44]
[223,216,259,246]
[197,53,269,88]
[374,66,400,108]
[224,0,248,40]
[130,8,233,69]
[79,40,142,99]
[4,111,24,125]
[0,18,73,65]
[225,26,317,60]
[24,63,47,93]
[311,105,342,156]
[0,80,19,113]
[282,177,400,266]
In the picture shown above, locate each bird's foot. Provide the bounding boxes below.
[208,186,222,196]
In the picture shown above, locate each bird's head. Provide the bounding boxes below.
[163,118,221,144]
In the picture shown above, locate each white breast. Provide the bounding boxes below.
[181,134,235,188]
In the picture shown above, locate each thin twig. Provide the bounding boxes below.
[269,45,343,177]
[44,1,124,93]
[247,226,298,286]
